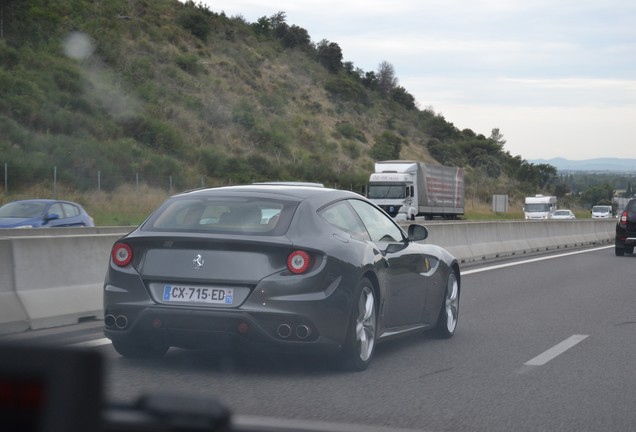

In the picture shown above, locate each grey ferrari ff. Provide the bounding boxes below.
[103,184,460,370]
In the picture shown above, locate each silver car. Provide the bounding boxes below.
[550,209,576,220]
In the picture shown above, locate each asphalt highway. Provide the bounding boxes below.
[4,245,635,432]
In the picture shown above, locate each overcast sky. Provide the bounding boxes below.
[193,0,636,161]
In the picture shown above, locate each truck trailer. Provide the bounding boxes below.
[367,161,464,220]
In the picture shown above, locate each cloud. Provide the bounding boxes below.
[403,74,636,109]
[438,104,636,160]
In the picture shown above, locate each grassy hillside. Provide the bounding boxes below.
[0,0,559,222]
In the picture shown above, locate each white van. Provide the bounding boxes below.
[591,205,613,218]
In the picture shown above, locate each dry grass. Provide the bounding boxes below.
[464,198,525,220]
[82,185,170,226]
[1,184,532,225]
[0,184,170,226]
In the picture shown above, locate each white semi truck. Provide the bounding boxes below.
[367,161,464,220]
[523,195,557,219]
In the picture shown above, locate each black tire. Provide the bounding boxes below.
[615,246,625,257]
[337,278,377,371]
[112,339,168,358]
[626,246,634,255]
[433,271,459,339]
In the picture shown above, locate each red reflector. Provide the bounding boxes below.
[287,250,310,274]
[238,322,249,334]
[152,318,162,329]
[112,243,133,267]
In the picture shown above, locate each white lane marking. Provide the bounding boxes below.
[524,334,589,366]
[71,338,112,348]
[461,245,613,275]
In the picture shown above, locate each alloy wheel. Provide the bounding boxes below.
[445,272,459,333]
[356,286,376,361]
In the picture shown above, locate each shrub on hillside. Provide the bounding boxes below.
[324,77,369,104]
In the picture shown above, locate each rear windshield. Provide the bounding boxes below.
[141,196,298,235]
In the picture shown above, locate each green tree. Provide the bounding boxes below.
[581,183,614,206]
[371,131,403,160]
[553,181,569,198]
[391,86,416,110]
[316,39,342,73]
[274,22,310,49]
[488,128,506,149]
[287,25,310,48]
[516,162,557,192]
[269,11,287,28]
[251,16,272,36]
[427,139,464,166]
[425,114,459,141]
[376,60,397,98]
[177,3,214,41]
[324,76,367,103]
[469,149,501,178]
[361,71,377,90]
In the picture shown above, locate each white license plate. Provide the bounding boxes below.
[162,285,234,304]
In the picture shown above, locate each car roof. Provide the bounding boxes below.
[252,181,325,188]
[175,184,347,201]
[3,199,57,205]
[5,199,78,204]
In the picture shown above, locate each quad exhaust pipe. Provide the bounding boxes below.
[295,325,311,340]
[277,324,292,339]
[276,323,311,340]
[105,314,128,330]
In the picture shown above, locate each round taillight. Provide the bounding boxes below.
[287,250,310,274]
[112,243,133,267]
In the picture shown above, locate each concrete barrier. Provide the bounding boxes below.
[0,231,127,334]
[415,219,616,263]
[0,226,133,237]
[0,239,29,334]
[0,220,617,334]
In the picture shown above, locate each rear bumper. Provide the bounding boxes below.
[615,228,636,247]
[103,304,343,355]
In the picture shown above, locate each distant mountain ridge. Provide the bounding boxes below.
[529,157,636,173]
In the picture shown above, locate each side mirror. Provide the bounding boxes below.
[408,224,428,242]
[45,213,60,221]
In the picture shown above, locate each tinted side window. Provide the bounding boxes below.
[318,201,369,241]
[349,199,404,243]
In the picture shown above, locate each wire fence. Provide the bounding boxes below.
[2,163,214,197]
[1,163,362,198]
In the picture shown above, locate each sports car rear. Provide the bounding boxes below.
[104,193,357,354]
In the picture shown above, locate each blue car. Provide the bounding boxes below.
[0,199,95,228]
